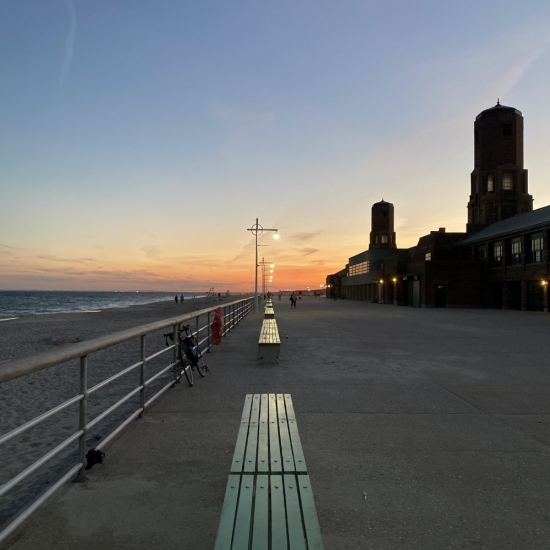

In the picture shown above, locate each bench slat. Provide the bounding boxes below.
[244,395,260,473]
[269,395,282,473]
[230,394,253,473]
[257,394,269,474]
[285,395,308,474]
[232,475,255,549]
[214,475,241,550]
[259,319,280,344]
[251,475,269,550]
[284,475,307,550]
[277,394,296,473]
[298,475,325,550]
[270,475,288,550]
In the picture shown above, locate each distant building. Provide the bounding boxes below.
[326,102,549,312]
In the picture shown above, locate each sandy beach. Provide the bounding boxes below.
[0,295,247,527]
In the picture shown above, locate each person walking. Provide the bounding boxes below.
[278,290,282,301]
[290,291,297,309]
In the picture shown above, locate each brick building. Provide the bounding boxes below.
[326,102,550,312]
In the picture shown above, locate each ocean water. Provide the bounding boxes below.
[0,290,206,319]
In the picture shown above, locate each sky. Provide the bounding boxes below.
[1,0,550,292]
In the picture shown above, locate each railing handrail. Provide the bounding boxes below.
[0,297,249,385]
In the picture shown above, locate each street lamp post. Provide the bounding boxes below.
[259,258,274,298]
[247,218,279,312]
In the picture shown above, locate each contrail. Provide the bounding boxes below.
[59,0,77,92]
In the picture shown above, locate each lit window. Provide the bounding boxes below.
[492,242,502,266]
[503,173,513,191]
[530,233,543,263]
[381,235,388,244]
[425,252,432,261]
[348,261,370,276]
[487,174,494,192]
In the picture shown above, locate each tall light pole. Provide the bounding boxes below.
[259,258,274,298]
[247,218,279,312]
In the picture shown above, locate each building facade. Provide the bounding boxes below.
[326,102,550,312]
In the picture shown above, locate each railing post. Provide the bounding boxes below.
[140,335,146,416]
[195,316,199,340]
[172,324,178,383]
[77,355,88,481]
[207,311,211,353]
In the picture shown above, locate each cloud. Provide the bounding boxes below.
[290,232,318,242]
[140,244,163,260]
[59,0,77,92]
[37,255,95,263]
[300,248,319,256]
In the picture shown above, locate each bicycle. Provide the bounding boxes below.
[164,324,208,386]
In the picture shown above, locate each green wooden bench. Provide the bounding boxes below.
[258,319,280,363]
[215,394,324,550]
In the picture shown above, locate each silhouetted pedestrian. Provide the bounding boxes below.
[290,292,297,309]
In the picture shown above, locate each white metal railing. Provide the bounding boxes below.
[0,297,254,543]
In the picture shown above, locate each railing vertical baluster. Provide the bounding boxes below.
[195,316,199,340]
[78,356,88,480]
[140,335,146,415]
[207,311,211,352]
[172,324,178,382]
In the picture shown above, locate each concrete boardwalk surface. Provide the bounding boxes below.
[4,298,550,550]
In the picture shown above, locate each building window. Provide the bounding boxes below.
[530,233,543,263]
[381,235,388,244]
[425,252,432,261]
[508,237,522,265]
[476,245,486,261]
[492,242,502,267]
[487,174,494,193]
[375,236,379,243]
[348,261,370,276]
[502,172,514,191]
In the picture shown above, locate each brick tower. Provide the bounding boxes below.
[467,101,533,233]
[369,200,396,250]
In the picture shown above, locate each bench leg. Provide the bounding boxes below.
[258,344,280,363]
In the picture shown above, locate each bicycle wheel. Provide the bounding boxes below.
[194,342,208,377]
[180,343,194,386]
